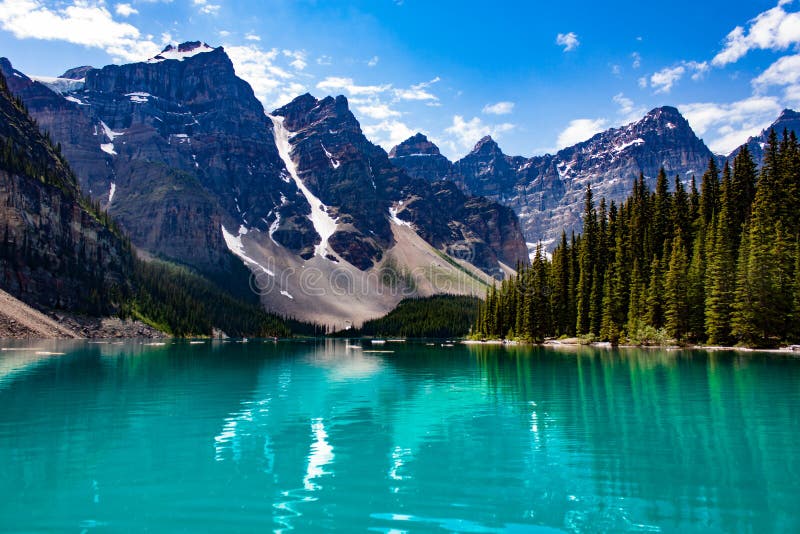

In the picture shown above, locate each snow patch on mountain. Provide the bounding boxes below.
[30,75,85,94]
[614,138,645,153]
[268,114,338,259]
[221,224,275,276]
[148,42,215,63]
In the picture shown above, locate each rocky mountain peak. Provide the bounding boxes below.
[149,41,217,62]
[0,57,30,92]
[730,107,800,165]
[60,66,94,80]
[389,133,441,158]
[471,135,502,155]
[275,93,361,135]
[635,105,692,134]
[777,108,800,122]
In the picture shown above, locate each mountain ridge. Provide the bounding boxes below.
[0,43,528,326]
[392,105,734,249]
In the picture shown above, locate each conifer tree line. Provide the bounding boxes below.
[474,129,800,348]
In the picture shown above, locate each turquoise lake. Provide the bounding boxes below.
[0,340,799,533]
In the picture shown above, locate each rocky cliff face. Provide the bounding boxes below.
[273,93,528,274]
[2,44,529,324]
[0,71,131,314]
[2,45,317,275]
[392,106,718,248]
[388,133,452,182]
[730,108,800,166]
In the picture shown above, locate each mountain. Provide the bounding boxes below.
[730,109,800,166]
[0,67,318,338]
[271,93,527,273]
[1,43,528,327]
[388,133,452,182]
[392,106,718,248]
[0,69,132,316]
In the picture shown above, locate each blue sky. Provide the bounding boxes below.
[0,0,798,159]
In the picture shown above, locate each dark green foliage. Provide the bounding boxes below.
[345,295,480,338]
[122,258,319,338]
[474,130,800,347]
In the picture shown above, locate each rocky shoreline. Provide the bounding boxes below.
[0,287,165,340]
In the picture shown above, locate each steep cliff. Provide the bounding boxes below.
[0,70,131,315]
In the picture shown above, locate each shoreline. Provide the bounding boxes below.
[462,337,800,355]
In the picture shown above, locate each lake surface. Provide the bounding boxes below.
[0,340,799,533]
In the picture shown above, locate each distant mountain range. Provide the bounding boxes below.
[392,107,800,253]
[1,40,797,328]
[0,42,528,328]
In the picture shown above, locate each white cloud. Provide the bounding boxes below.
[362,119,417,151]
[115,3,137,17]
[193,0,221,15]
[316,76,390,96]
[638,76,648,88]
[0,0,163,62]
[631,52,641,69]
[353,99,401,120]
[613,92,646,123]
[687,60,709,80]
[712,0,800,67]
[225,44,307,110]
[482,101,515,115]
[444,115,514,153]
[556,32,579,52]
[393,77,440,101]
[367,55,379,67]
[753,53,800,88]
[316,55,332,66]
[650,65,685,93]
[283,49,307,70]
[556,118,607,148]
[679,96,782,154]
[613,93,634,114]
[646,61,708,93]
[245,33,261,41]
[784,83,800,106]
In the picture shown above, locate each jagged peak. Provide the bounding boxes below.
[148,41,217,63]
[639,106,689,129]
[776,108,800,121]
[0,57,28,81]
[468,135,503,156]
[389,132,441,158]
[273,92,361,134]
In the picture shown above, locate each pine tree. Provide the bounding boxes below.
[665,234,690,340]
[576,186,596,334]
[699,158,720,229]
[646,257,664,329]
[705,164,736,345]
[687,228,707,342]
[731,145,756,241]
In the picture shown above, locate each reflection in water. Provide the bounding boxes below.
[303,418,334,491]
[1,340,799,533]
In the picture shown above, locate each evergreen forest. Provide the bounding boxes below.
[475,130,800,348]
